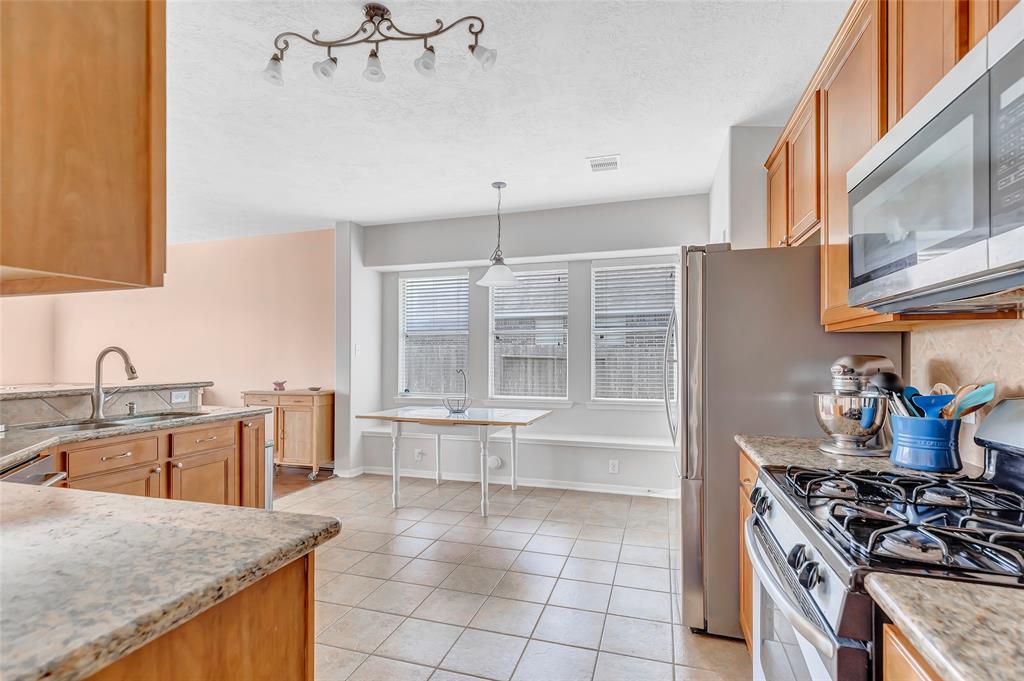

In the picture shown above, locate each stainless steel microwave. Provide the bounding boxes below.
[846,6,1024,313]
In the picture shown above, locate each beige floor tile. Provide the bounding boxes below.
[463,545,520,570]
[593,652,673,681]
[429,672,480,681]
[512,639,596,681]
[338,531,396,552]
[392,506,433,521]
[315,644,366,681]
[424,509,471,524]
[675,666,728,681]
[618,544,671,568]
[317,608,404,653]
[600,614,673,663]
[548,579,611,612]
[537,520,582,538]
[507,504,550,520]
[378,536,435,557]
[524,534,575,556]
[318,574,385,606]
[316,569,342,589]
[441,629,528,681]
[412,588,487,626]
[613,563,670,592]
[533,605,605,649]
[376,617,464,666]
[608,586,672,622]
[498,516,543,533]
[491,571,557,603]
[509,551,566,577]
[459,513,507,528]
[347,553,411,579]
[404,521,454,539]
[420,540,477,563]
[439,564,505,595]
[315,601,351,636]
[570,540,621,562]
[578,525,624,543]
[560,557,616,584]
[673,626,751,680]
[347,655,433,681]
[622,528,670,549]
[469,596,543,637]
[440,525,493,545]
[392,558,459,587]
[318,547,372,572]
[358,580,433,616]
[482,530,532,550]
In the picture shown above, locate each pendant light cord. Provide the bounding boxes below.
[490,184,503,262]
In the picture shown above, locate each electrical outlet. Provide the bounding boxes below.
[608,459,619,474]
[414,448,425,461]
[170,390,189,404]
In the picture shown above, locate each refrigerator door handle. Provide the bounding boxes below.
[684,248,705,482]
[663,306,679,446]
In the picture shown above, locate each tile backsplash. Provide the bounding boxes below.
[910,320,1024,466]
[0,388,201,427]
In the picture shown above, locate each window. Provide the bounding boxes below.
[399,275,469,395]
[592,263,678,401]
[489,270,569,399]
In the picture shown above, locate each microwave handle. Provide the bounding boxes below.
[744,516,836,659]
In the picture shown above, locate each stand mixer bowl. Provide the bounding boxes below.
[813,392,889,456]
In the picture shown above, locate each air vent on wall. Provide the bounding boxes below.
[587,154,620,172]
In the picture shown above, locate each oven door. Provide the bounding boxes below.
[848,72,991,308]
[746,517,868,681]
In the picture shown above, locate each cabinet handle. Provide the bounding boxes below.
[154,466,162,474]
[244,421,254,428]
[778,236,790,246]
[195,435,217,444]
[175,462,184,469]
[101,451,133,462]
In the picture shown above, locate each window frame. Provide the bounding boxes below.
[397,272,471,398]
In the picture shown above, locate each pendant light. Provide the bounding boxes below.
[476,181,519,287]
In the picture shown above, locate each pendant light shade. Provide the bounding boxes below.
[312,56,338,81]
[470,44,498,71]
[477,181,519,288]
[262,55,284,85]
[363,49,386,82]
[414,46,436,76]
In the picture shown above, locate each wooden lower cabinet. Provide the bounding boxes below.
[86,554,314,681]
[69,463,163,498]
[738,449,759,650]
[240,418,266,509]
[170,446,238,506]
[882,624,941,681]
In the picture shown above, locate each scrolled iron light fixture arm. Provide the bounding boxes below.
[262,3,495,85]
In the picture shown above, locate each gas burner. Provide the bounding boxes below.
[818,478,857,499]
[878,530,946,563]
[918,486,969,507]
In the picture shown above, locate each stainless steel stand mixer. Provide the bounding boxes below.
[814,354,896,456]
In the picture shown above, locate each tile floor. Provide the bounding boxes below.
[275,474,751,681]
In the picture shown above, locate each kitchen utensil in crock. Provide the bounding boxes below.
[950,383,996,419]
[869,372,910,417]
[912,393,956,419]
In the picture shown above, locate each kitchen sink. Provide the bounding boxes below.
[18,411,199,433]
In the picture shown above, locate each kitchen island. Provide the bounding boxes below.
[0,484,339,681]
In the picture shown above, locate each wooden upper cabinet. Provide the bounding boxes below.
[0,0,166,296]
[820,0,886,327]
[767,147,789,248]
[788,92,822,243]
[888,0,962,127]
[969,0,1020,49]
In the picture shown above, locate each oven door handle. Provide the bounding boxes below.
[744,516,836,659]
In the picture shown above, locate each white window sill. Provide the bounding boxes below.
[482,398,575,409]
[585,400,663,412]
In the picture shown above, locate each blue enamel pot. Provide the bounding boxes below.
[889,414,962,473]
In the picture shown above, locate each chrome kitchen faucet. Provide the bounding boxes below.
[91,346,139,420]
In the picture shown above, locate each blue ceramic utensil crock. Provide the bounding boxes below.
[890,414,962,472]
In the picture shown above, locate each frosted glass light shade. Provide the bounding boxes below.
[363,51,385,82]
[414,47,436,76]
[312,56,338,81]
[476,262,519,287]
[471,44,497,71]
[262,56,284,86]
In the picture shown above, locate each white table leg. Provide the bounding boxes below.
[479,426,489,516]
[391,421,402,508]
[434,434,443,486]
[510,426,518,491]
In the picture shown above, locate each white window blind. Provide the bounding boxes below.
[399,275,470,395]
[592,263,678,401]
[490,270,569,399]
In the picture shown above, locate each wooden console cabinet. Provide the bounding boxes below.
[242,390,335,480]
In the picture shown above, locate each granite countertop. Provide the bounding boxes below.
[0,484,339,681]
[0,381,213,401]
[0,406,272,474]
[866,573,1024,681]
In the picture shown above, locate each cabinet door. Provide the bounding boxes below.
[820,0,885,326]
[278,406,314,466]
[888,0,961,127]
[738,487,753,649]
[969,0,1020,49]
[240,418,266,509]
[69,463,163,498]
[0,0,165,295]
[882,624,941,681]
[767,147,789,248]
[789,92,821,241]
[170,446,238,506]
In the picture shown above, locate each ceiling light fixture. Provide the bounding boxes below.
[263,3,495,86]
[477,181,519,288]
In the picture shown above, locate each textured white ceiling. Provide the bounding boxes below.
[167,0,847,242]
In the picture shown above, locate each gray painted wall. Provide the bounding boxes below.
[707,126,782,249]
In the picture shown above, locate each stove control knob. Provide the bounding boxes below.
[754,494,771,516]
[798,561,820,589]
[786,544,807,569]
[749,487,763,504]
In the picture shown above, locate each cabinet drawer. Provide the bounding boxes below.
[739,450,759,492]
[68,436,159,479]
[279,396,313,406]
[245,395,278,406]
[171,423,237,457]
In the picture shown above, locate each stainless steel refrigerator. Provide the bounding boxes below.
[664,244,902,639]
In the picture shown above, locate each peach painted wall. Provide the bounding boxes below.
[0,296,55,384]
[41,229,336,406]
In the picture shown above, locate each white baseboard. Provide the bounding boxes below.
[359,465,676,498]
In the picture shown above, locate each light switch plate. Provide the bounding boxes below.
[170,390,190,404]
